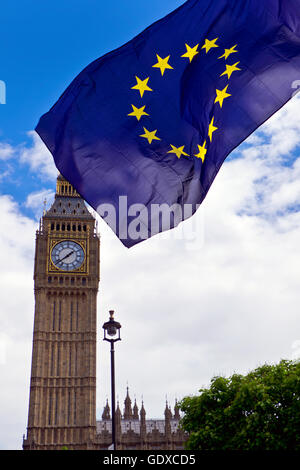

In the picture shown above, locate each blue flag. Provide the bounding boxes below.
[36,0,300,247]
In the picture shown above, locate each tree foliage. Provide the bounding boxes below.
[179,360,300,450]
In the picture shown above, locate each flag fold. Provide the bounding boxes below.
[36,0,300,247]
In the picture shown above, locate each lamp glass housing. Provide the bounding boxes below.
[103,311,121,342]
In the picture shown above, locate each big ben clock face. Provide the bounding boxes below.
[50,240,85,272]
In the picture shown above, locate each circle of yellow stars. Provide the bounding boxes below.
[127,39,241,163]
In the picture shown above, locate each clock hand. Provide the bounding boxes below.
[58,250,75,264]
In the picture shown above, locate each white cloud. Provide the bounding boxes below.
[96,95,300,421]
[0,132,57,185]
[0,143,14,161]
[2,95,300,449]
[292,339,300,360]
[0,168,11,183]
[19,131,57,180]
[291,340,300,360]
[0,195,36,449]
[25,188,55,219]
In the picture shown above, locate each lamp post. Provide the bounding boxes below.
[102,310,121,450]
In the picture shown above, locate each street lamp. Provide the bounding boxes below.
[102,310,121,450]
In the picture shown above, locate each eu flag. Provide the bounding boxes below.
[36,0,300,247]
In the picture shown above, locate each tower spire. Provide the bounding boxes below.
[174,399,180,420]
[102,399,111,420]
[133,399,139,420]
[44,173,93,221]
[43,198,47,215]
[123,386,133,419]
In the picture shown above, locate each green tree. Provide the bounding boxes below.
[179,360,300,450]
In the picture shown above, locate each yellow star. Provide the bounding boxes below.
[128,104,149,121]
[214,85,231,109]
[140,128,161,144]
[201,37,219,54]
[220,62,241,79]
[208,117,218,142]
[194,141,207,162]
[152,54,173,76]
[181,43,199,62]
[167,145,189,159]
[131,76,153,97]
[218,44,238,60]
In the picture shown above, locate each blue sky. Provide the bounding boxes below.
[1,0,300,450]
[0,0,183,142]
[0,0,184,211]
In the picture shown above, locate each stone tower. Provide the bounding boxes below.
[23,174,100,450]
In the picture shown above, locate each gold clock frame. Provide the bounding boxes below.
[47,237,89,274]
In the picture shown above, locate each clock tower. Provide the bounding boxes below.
[23,174,100,450]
